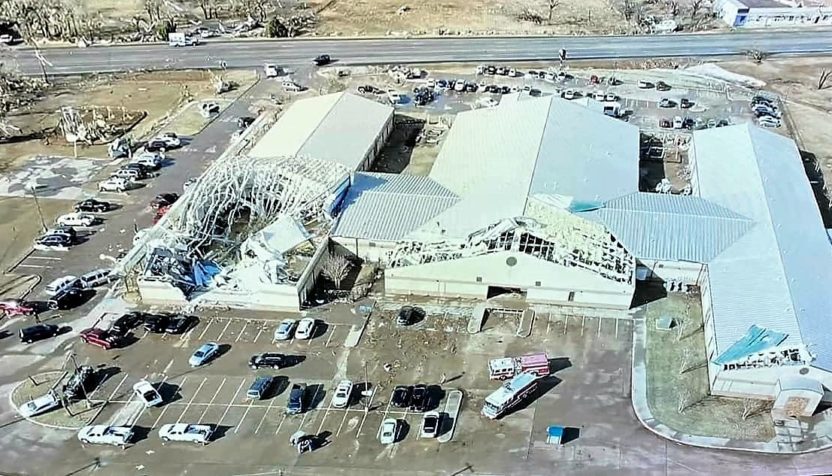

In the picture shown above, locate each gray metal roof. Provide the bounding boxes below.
[583,192,754,262]
[530,98,639,204]
[332,173,459,241]
[693,124,832,371]
[249,92,393,171]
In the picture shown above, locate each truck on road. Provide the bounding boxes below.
[168,32,199,47]
[488,352,549,380]
[481,372,539,419]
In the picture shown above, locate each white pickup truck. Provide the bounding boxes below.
[158,423,213,444]
[78,425,133,446]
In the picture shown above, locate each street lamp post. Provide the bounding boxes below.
[28,183,47,233]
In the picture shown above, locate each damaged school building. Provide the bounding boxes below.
[126,90,832,414]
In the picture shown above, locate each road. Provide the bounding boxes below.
[3,30,832,75]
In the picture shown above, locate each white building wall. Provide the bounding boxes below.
[331,236,396,263]
[385,251,634,309]
[711,365,832,400]
[137,279,188,305]
[715,0,832,28]
[637,260,704,284]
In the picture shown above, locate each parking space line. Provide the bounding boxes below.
[235,398,257,434]
[324,328,336,348]
[216,319,233,341]
[597,318,602,337]
[254,395,276,434]
[274,412,287,435]
[100,373,129,402]
[336,405,351,436]
[198,318,214,340]
[316,389,335,434]
[581,316,586,336]
[197,378,226,423]
[253,325,265,344]
[16,264,47,269]
[298,384,321,430]
[151,376,187,430]
[177,377,207,423]
[562,315,569,335]
[218,378,246,426]
[616,318,620,339]
[29,256,62,260]
[372,392,393,438]
[235,321,248,343]
[356,386,377,436]
[180,324,196,341]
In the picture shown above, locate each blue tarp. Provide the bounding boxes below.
[713,325,788,365]
[192,260,222,288]
[567,200,604,213]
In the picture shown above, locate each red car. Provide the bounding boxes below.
[153,205,171,224]
[0,299,36,317]
[79,328,119,350]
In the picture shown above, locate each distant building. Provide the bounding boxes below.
[714,0,832,28]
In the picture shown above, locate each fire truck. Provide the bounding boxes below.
[487,352,550,380]
[481,371,539,419]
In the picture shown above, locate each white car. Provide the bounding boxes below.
[98,177,129,192]
[264,64,281,78]
[477,97,498,109]
[159,423,213,444]
[332,380,353,408]
[295,317,316,340]
[153,132,181,148]
[387,90,402,104]
[274,318,297,341]
[56,213,95,228]
[132,152,162,169]
[420,411,441,438]
[0,34,13,45]
[188,342,220,367]
[673,116,683,129]
[453,80,466,92]
[758,115,781,128]
[78,425,133,446]
[19,392,60,418]
[562,89,576,100]
[133,380,163,407]
[379,418,398,445]
[593,91,605,101]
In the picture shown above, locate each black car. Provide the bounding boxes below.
[500,85,512,95]
[249,352,287,370]
[391,385,412,408]
[122,163,153,175]
[19,324,60,343]
[236,116,254,129]
[151,193,179,210]
[410,383,428,412]
[62,365,96,400]
[396,306,425,326]
[680,98,693,109]
[164,314,194,334]
[143,313,170,333]
[74,198,111,213]
[35,233,73,248]
[313,54,331,66]
[357,85,379,94]
[111,312,145,335]
[287,383,307,414]
[47,288,89,310]
[656,81,671,91]
[144,139,169,152]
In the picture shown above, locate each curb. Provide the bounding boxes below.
[437,389,463,443]
[8,375,85,431]
[630,318,832,455]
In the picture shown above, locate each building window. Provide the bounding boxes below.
[476,276,482,282]
[567,291,575,302]
[535,281,541,287]
[368,242,376,247]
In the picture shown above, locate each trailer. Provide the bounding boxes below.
[481,372,539,419]
[488,352,549,380]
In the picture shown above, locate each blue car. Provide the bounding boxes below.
[188,342,220,367]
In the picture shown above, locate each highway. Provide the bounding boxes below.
[3,30,832,75]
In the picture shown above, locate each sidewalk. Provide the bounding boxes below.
[631,317,832,454]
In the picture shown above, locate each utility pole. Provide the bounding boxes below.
[28,183,47,233]
[31,42,53,85]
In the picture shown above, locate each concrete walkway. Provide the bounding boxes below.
[631,317,832,454]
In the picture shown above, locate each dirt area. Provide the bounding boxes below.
[718,57,832,225]
[11,370,98,429]
[372,114,446,176]
[643,291,775,441]
[0,197,68,274]
[0,70,256,172]
[312,0,719,36]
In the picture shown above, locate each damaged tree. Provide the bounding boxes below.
[741,397,770,420]
[322,252,351,289]
[547,0,560,23]
[818,68,832,90]
[0,65,45,140]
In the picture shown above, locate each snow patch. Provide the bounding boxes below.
[684,63,766,89]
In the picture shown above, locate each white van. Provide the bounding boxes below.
[78,269,112,289]
[45,275,79,296]
[282,80,302,92]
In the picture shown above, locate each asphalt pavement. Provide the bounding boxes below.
[3,30,832,75]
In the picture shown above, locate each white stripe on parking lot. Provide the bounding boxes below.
[216,319,233,341]
[357,388,379,437]
[177,377,207,423]
[29,256,62,260]
[253,325,265,344]
[151,376,188,430]
[316,388,335,434]
[235,399,255,434]
[16,264,47,269]
[274,412,287,435]
[198,378,226,423]
[218,378,246,426]
[254,394,276,434]
[198,318,214,340]
[235,321,248,343]
[297,384,321,430]
[101,373,129,402]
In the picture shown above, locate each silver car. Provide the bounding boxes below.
[274,319,297,341]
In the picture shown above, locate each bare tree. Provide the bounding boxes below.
[322,253,351,289]
[143,0,164,22]
[741,397,769,420]
[547,0,560,23]
[198,0,219,19]
[677,387,693,413]
[818,69,832,90]
[679,348,693,375]
[666,0,679,17]
[675,316,686,341]
[689,0,705,21]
